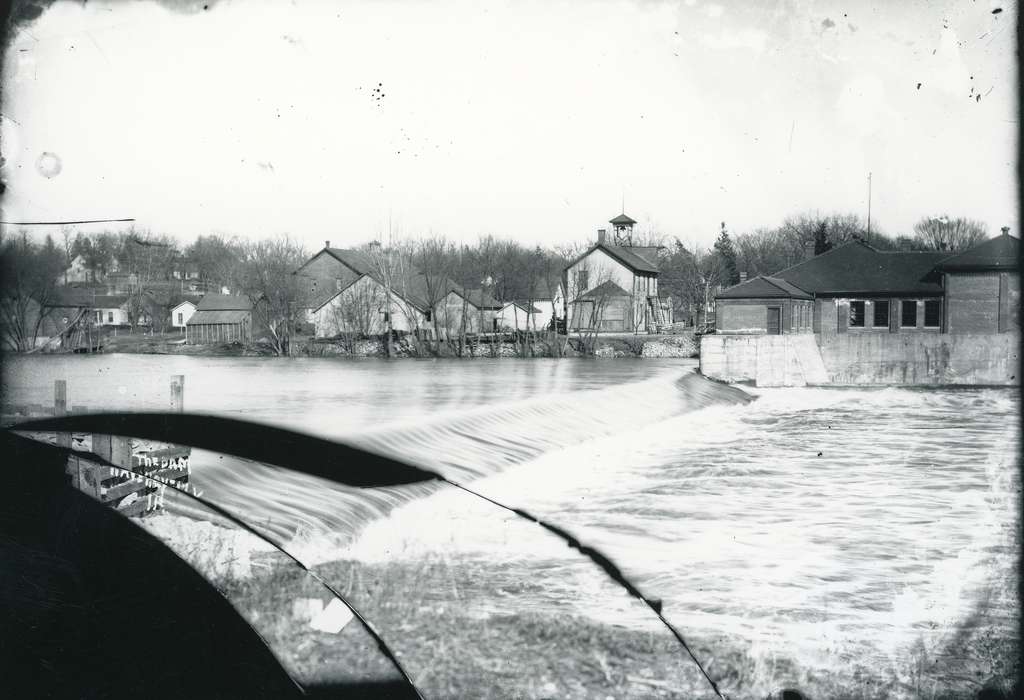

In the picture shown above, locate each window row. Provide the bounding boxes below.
[847,299,941,329]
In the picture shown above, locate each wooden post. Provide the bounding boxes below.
[54,380,71,449]
[170,375,184,413]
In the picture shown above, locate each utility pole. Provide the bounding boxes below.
[866,172,872,241]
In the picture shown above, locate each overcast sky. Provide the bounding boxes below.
[1,0,1018,252]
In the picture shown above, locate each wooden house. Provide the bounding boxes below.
[171,300,197,330]
[436,288,503,336]
[564,214,668,333]
[185,293,253,344]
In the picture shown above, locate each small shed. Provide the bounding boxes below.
[186,293,253,344]
[171,300,197,329]
[715,276,814,335]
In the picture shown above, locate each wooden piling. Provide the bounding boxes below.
[54,380,71,449]
[170,375,184,413]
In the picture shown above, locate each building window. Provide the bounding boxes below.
[382,311,390,323]
[177,312,183,325]
[425,310,432,322]
[873,300,889,328]
[901,300,917,328]
[108,311,114,323]
[849,300,865,327]
[576,269,589,291]
[924,299,941,328]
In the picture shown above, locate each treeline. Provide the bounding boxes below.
[658,213,990,325]
[0,211,993,352]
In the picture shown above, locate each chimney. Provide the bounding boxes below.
[325,240,331,248]
[804,240,815,261]
[1001,226,1010,237]
[739,271,748,283]
[597,229,607,244]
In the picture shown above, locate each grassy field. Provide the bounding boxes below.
[206,552,1018,700]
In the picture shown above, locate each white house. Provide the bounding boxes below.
[313,274,432,337]
[171,300,197,330]
[564,214,668,333]
[92,295,131,326]
[64,254,92,283]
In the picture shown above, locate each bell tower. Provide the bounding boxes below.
[609,213,637,246]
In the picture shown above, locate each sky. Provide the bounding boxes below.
[0,0,1018,252]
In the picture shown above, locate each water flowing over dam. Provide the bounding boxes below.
[3,355,1018,697]
[174,365,754,551]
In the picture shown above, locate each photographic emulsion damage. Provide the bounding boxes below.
[0,1,1019,698]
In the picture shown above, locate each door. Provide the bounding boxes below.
[766,307,781,335]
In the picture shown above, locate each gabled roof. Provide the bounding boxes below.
[187,309,251,325]
[936,234,1019,271]
[171,300,197,311]
[772,240,946,296]
[627,246,661,268]
[609,213,637,225]
[196,293,252,311]
[566,243,659,274]
[325,247,375,276]
[92,295,130,309]
[504,300,542,313]
[523,277,562,301]
[46,287,98,307]
[455,288,503,310]
[577,280,631,300]
[294,247,375,279]
[313,272,459,314]
[716,276,813,300]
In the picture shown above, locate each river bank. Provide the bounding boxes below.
[81,330,699,359]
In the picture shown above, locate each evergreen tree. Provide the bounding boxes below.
[713,222,740,286]
[813,220,832,255]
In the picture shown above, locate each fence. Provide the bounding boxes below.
[4,376,192,517]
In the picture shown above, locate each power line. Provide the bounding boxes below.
[0,218,136,225]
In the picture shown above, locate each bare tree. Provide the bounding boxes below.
[912,216,989,252]
[0,232,66,351]
[239,236,308,355]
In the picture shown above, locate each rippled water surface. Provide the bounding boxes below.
[4,354,1018,695]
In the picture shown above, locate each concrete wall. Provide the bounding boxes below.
[702,331,1019,386]
[700,334,828,386]
[816,332,1019,385]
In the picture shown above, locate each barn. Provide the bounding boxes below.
[185,293,253,344]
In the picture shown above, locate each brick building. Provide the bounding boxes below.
[715,232,1019,336]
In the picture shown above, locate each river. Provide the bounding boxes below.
[3,354,1019,697]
